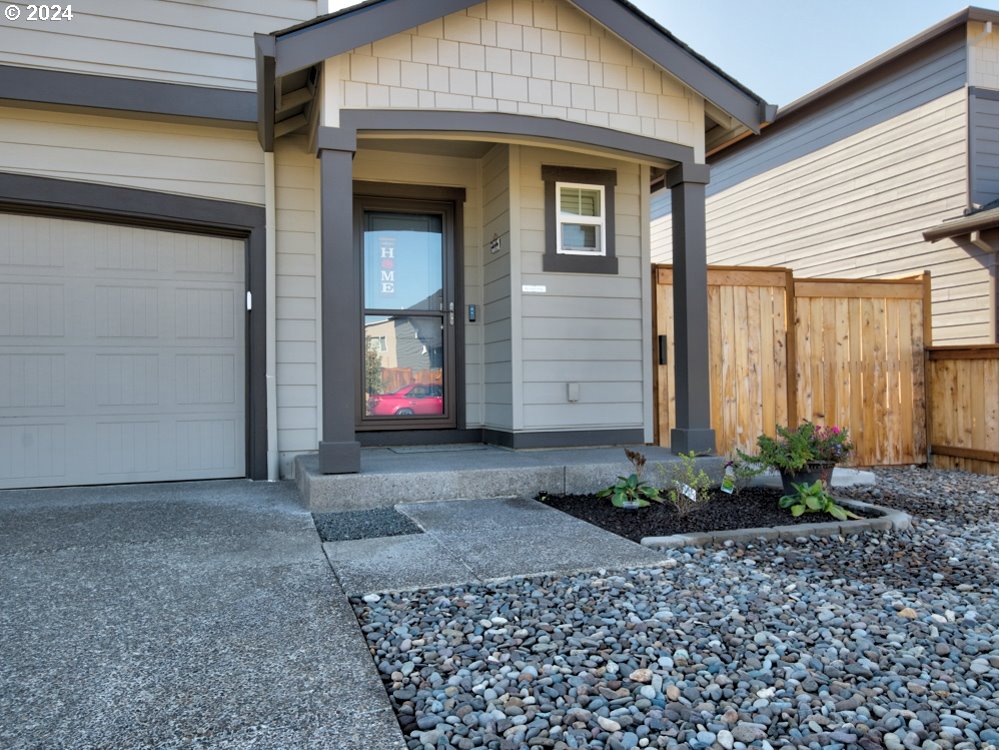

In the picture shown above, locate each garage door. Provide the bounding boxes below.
[0,213,246,489]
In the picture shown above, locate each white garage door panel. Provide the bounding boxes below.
[0,213,246,489]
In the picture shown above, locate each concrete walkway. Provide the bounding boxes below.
[323,497,668,595]
[0,480,406,750]
[0,481,696,748]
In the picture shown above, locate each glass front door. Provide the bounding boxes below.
[360,207,455,427]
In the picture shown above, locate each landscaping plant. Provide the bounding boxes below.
[739,421,854,473]
[658,451,712,516]
[720,456,763,496]
[596,448,662,509]
[779,480,861,521]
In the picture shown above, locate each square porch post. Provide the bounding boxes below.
[666,163,716,454]
[317,146,361,473]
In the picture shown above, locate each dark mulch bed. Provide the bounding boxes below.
[537,486,877,543]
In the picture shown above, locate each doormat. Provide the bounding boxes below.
[313,508,423,542]
[388,444,490,454]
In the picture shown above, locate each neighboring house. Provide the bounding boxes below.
[0,0,772,487]
[651,7,999,345]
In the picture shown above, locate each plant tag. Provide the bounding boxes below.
[674,481,697,501]
[721,465,736,494]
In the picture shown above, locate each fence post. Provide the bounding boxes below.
[784,268,798,427]
[923,270,933,466]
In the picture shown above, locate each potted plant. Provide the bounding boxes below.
[739,422,854,493]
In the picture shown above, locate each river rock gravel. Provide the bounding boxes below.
[353,467,998,750]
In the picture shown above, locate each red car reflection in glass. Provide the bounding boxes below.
[368,384,444,416]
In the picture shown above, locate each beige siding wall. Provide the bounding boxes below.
[274,138,320,475]
[0,105,263,203]
[653,89,995,344]
[968,21,999,89]
[515,146,646,432]
[0,0,317,90]
[352,147,487,429]
[329,0,702,154]
[482,145,514,430]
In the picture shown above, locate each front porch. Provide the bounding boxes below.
[294,443,726,510]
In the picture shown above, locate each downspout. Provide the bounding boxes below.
[265,151,279,480]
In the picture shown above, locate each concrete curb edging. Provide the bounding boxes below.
[640,497,912,549]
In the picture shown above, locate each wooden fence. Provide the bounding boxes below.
[654,265,929,467]
[926,345,999,475]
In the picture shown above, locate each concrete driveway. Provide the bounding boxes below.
[0,480,405,749]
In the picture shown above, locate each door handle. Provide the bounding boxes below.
[448,301,454,326]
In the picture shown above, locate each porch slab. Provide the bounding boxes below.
[295,446,726,511]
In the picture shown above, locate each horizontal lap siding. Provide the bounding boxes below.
[482,145,513,429]
[652,30,995,344]
[0,0,317,89]
[970,92,999,207]
[275,138,319,473]
[352,147,487,429]
[517,146,644,431]
[0,106,264,204]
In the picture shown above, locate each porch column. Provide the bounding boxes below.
[667,163,716,454]
[317,146,361,473]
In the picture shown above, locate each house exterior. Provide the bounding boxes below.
[651,7,999,345]
[0,0,772,489]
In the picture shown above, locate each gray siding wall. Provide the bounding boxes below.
[970,90,999,207]
[652,28,967,241]
[516,146,644,431]
[274,137,319,475]
[482,144,513,430]
[0,0,317,90]
[652,28,996,344]
[0,105,264,203]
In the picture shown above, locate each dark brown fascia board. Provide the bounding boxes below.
[568,0,769,132]
[323,109,695,166]
[0,64,255,123]
[778,7,998,121]
[265,0,771,131]
[255,34,277,151]
[923,207,1000,242]
[273,0,479,77]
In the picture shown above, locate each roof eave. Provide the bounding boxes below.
[263,0,773,134]
[922,207,1000,243]
[778,6,998,121]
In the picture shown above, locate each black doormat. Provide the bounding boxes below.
[312,507,423,542]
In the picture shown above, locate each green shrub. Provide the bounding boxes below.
[779,480,861,521]
[739,422,854,473]
[596,448,663,509]
[657,451,712,516]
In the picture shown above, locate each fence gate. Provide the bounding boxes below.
[654,266,929,466]
[655,266,792,456]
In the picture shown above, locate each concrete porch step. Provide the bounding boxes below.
[294,445,727,511]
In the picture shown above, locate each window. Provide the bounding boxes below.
[556,183,605,255]
[541,166,618,274]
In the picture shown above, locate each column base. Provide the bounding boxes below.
[670,428,716,455]
[318,440,361,474]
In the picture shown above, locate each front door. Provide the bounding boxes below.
[357,198,457,429]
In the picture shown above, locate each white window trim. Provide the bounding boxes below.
[555,181,606,256]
